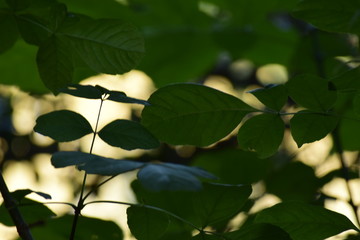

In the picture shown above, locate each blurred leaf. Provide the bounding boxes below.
[51,151,144,175]
[192,233,222,239]
[127,206,169,240]
[12,189,51,201]
[249,84,288,111]
[59,84,103,99]
[137,162,216,192]
[224,223,291,240]
[107,90,150,105]
[0,10,18,53]
[265,162,321,202]
[290,111,339,147]
[34,110,93,141]
[286,74,337,111]
[62,19,144,74]
[331,67,360,92]
[142,83,255,146]
[255,201,359,240]
[0,198,55,226]
[193,183,252,227]
[98,119,160,150]
[293,0,360,35]
[31,214,123,240]
[192,149,271,185]
[36,36,74,93]
[237,113,284,158]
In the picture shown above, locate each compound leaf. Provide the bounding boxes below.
[34,110,93,141]
[142,83,255,146]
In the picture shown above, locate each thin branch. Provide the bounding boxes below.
[0,173,34,240]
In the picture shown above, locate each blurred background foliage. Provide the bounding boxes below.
[1,0,360,239]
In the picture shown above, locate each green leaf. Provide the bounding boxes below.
[225,223,291,240]
[192,233,222,239]
[36,36,74,93]
[0,10,18,53]
[59,84,103,99]
[286,74,337,111]
[0,198,55,226]
[98,119,160,150]
[137,162,216,192]
[193,183,252,227]
[265,162,321,202]
[107,90,150,105]
[292,0,360,35]
[237,113,285,158]
[31,214,123,240]
[290,111,339,147]
[248,84,287,111]
[51,151,144,175]
[331,67,360,92]
[127,206,169,240]
[141,83,255,146]
[255,202,359,240]
[62,19,144,74]
[34,110,93,141]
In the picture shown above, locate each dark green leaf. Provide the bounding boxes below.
[31,214,123,240]
[98,119,160,150]
[192,149,272,185]
[290,111,339,147]
[137,163,216,192]
[225,223,291,240]
[237,113,284,158]
[142,83,255,146]
[62,19,144,74]
[34,110,93,141]
[293,0,360,35]
[248,84,288,111]
[107,90,150,105]
[193,183,252,227]
[255,202,359,240]
[36,36,74,93]
[5,0,30,11]
[0,10,18,53]
[331,67,360,92]
[12,189,51,201]
[59,84,103,99]
[286,74,337,111]
[0,198,55,226]
[127,206,169,240]
[265,162,321,202]
[16,14,52,46]
[192,233,222,239]
[51,151,144,175]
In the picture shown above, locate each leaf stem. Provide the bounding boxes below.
[332,127,360,227]
[69,98,105,240]
[82,175,118,202]
[0,172,34,240]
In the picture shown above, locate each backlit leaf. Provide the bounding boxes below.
[62,19,144,74]
[193,183,252,227]
[248,84,287,111]
[237,113,285,158]
[255,202,359,240]
[127,206,169,240]
[286,74,336,111]
[107,90,150,105]
[290,111,339,147]
[34,110,93,141]
[98,119,160,150]
[142,83,256,146]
